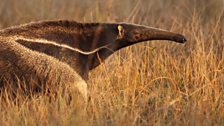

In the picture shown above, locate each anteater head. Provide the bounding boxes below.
[115,23,186,43]
[78,22,187,52]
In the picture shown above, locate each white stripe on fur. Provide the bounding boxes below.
[11,36,109,55]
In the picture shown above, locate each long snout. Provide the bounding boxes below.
[128,25,187,43]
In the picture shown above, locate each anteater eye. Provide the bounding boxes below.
[117,25,124,39]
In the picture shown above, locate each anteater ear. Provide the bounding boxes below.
[117,25,125,39]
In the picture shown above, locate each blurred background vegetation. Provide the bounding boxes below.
[0,0,223,27]
[0,0,224,125]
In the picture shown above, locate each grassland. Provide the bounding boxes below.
[0,0,224,125]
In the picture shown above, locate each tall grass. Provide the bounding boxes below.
[0,0,224,125]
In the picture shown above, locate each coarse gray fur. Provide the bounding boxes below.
[0,36,87,102]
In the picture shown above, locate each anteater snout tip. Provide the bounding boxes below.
[182,37,187,43]
[175,34,187,43]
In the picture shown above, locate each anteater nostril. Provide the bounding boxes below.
[182,37,187,43]
[183,37,187,42]
[176,34,187,43]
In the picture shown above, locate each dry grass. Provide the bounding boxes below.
[0,0,224,125]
